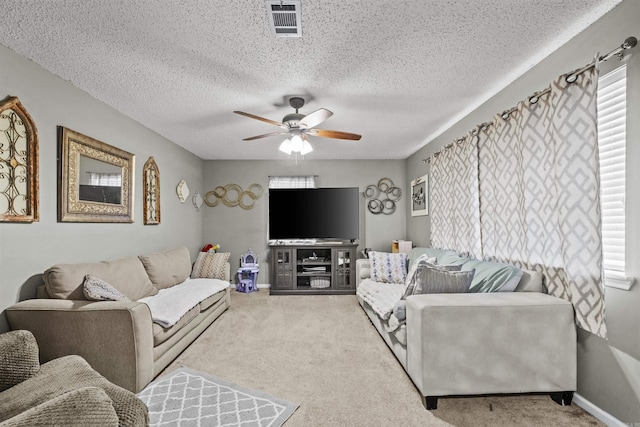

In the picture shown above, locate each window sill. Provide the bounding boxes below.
[604,273,635,291]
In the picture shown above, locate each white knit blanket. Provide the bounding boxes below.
[356,279,405,320]
[139,278,229,328]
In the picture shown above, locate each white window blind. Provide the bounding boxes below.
[597,64,627,283]
[88,172,122,187]
[268,175,316,188]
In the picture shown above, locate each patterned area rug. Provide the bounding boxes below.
[138,367,298,426]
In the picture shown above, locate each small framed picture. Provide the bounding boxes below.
[410,175,428,216]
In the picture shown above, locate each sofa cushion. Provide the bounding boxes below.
[138,247,192,290]
[199,289,226,312]
[44,257,158,301]
[413,265,475,295]
[369,251,407,284]
[459,259,524,293]
[191,252,231,280]
[151,305,200,346]
[82,275,130,302]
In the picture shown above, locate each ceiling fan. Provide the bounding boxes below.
[234,97,361,155]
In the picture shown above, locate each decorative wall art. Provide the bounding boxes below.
[192,192,203,210]
[176,179,189,203]
[411,174,428,216]
[58,127,134,223]
[0,96,39,222]
[363,178,401,215]
[143,156,160,225]
[204,183,263,210]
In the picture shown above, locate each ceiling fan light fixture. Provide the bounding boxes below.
[279,138,293,154]
[300,139,313,155]
[290,133,303,152]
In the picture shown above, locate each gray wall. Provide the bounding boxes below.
[0,44,206,331]
[406,0,640,423]
[203,159,406,281]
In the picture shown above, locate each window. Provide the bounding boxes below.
[268,175,316,189]
[87,172,122,187]
[597,64,632,289]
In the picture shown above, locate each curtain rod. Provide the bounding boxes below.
[422,36,637,164]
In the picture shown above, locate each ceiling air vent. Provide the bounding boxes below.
[265,0,302,37]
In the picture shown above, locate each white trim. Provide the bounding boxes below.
[573,393,626,427]
[257,283,271,289]
[604,272,635,291]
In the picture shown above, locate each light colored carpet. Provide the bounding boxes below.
[138,366,298,426]
[162,291,603,426]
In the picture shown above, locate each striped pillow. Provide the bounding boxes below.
[191,252,230,280]
[402,261,460,299]
[413,265,475,295]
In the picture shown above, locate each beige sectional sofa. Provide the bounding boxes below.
[6,247,231,393]
[356,247,576,410]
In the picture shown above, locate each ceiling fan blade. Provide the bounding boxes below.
[299,108,333,129]
[242,131,287,141]
[234,111,285,128]
[310,129,362,141]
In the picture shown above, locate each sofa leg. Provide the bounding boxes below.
[550,391,574,406]
[422,396,438,410]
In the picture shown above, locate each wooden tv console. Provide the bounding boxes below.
[269,243,357,295]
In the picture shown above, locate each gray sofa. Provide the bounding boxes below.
[6,246,231,393]
[356,247,576,409]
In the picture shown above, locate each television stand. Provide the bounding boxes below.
[269,243,357,295]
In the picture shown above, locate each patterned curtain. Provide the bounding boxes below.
[431,63,606,337]
[430,131,482,259]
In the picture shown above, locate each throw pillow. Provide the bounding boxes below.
[413,266,475,295]
[461,259,524,292]
[369,251,407,284]
[191,252,230,279]
[405,254,437,286]
[402,262,461,299]
[83,275,130,301]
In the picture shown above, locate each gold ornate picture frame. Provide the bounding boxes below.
[0,96,39,222]
[58,126,134,223]
[143,156,160,224]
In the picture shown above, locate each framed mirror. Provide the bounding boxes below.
[58,126,134,222]
[0,96,39,222]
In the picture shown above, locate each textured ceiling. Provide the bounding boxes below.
[0,0,622,160]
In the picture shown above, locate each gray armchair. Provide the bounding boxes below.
[0,330,148,426]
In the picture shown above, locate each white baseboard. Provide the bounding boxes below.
[257,283,270,289]
[573,393,626,427]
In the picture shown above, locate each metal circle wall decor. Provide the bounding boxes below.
[204,183,263,210]
[364,178,401,215]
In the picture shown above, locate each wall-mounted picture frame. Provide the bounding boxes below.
[410,174,428,217]
[0,96,39,222]
[143,156,160,225]
[58,126,134,223]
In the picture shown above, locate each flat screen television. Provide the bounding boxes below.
[269,187,359,241]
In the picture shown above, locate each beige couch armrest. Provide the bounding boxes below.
[405,293,576,402]
[355,259,370,287]
[224,262,231,282]
[6,299,154,393]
